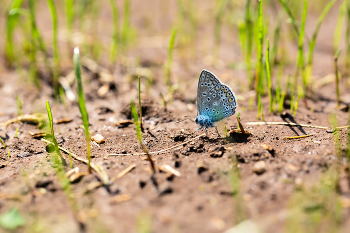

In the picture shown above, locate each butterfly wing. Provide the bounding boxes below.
[209,82,237,122]
[197,70,237,123]
[197,70,221,116]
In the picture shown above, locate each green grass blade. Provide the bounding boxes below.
[46,101,66,166]
[345,0,350,70]
[4,0,24,67]
[165,28,177,95]
[294,0,308,94]
[74,47,92,173]
[334,48,341,107]
[307,0,336,83]
[0,137,6,149]
[138,76,143,132]
[109,0,119,64]
[46,0,60,99]
[16,94,22,116]
[266,39,272,112]
[254,0,264,95]
[131,100,142,144]
[278,0,300,36]
[121,0,131,48]
[64,0,74,35]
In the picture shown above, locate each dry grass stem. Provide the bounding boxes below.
[41,138,109,184]
[284,134,314,139]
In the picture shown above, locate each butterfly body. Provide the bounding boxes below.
[195,69,237,135]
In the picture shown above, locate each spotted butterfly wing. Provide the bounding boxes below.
[197,69,237,123]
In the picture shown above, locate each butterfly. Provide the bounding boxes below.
[195,69,237,136]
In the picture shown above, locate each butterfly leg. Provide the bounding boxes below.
[215,126,221,138]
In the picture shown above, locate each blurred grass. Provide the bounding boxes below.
[286,167,342,233]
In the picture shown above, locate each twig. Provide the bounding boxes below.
[284,134,313,139]
[41,138,109,184]
[111,164,136,182]
[108,133,206,156]
[246,121,350,130]
[158,165,181,177]
[246,121,327,129]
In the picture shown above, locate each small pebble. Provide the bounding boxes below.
[17,152,31,158]
[253,161,266,174]
[91,134,105,144]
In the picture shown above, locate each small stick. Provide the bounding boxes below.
[158,165,181,177]
[110,164,136,182]
[284,134,313,139]
[108,133,206,156]
[246,121,327,129]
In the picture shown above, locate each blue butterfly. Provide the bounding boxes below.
[195,69,237,136]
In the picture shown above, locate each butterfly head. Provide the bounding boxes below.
[195,115,214,129]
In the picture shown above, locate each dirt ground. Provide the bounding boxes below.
[1,1,350,233]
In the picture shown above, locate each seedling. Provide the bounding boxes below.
[266,39,273,112]
[254,0,264,96]
[306,0,337,85]
[334,48,341,107]
[16,95,22,116]
[4,0,24,67]
[109,0,119,64]
[164,28,177,97]
[46,101,66,166]
[74,47,92,173]
[138,76,144,132]
[131,100,155,174]
[46,0,60,99]
[0,137,5,149]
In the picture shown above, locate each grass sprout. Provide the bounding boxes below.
[74,47,92,173]
[0,137,6,149]
[286,168,342,233]
[4,0,24,67]
[138,76,144,132]
[109,0,119,64]
[16,95,22,116]
[229,156,246,224]
[164,28,177,96]
[46,101,66,166]
[306,0,337,85]
[254,0,264,95]
[266,39,273,112]
[334,48,341,107]
[46,0,60,99]
[346,0,350,71]
[131,100,155,174]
